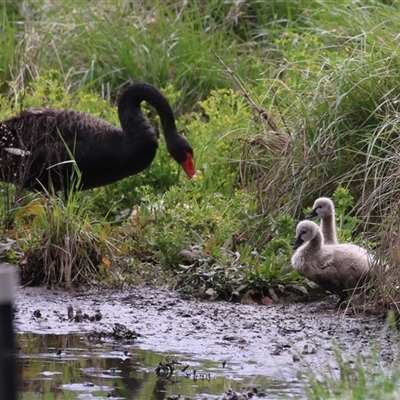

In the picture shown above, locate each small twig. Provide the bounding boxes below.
[213,52,279,132]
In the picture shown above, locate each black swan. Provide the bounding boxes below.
[0,82,195,192]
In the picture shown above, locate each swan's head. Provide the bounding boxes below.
[293,220,320,250]
[305,197,335,219]
[181,151,196,179]
[167,135,196,179]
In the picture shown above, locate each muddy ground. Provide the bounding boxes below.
[14,284,397,395]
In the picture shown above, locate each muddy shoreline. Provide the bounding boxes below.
[14,285,395,394]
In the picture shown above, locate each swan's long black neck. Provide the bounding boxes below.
[117,82,177,136]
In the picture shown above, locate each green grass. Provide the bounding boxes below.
[4,2,400,397]
[305,323,400,400]
[1,0,400,305]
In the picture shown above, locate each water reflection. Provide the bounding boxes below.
[16,333,303,399]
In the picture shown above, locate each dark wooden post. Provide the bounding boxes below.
[0,265,18,400]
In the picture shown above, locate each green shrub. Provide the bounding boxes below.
[2,1,400,309]
[13,192,114,286]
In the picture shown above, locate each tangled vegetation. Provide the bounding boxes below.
[4,1,400,398]
[1,0,400,308]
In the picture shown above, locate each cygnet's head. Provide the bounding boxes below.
[293,220,320,250]
[305,197,335,219]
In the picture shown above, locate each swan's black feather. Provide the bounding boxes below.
[0,82,195,192]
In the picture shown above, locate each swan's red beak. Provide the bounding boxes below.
[182,153,196,179]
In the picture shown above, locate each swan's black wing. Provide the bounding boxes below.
[0,109,158,191]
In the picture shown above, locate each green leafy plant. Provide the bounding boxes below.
[13,189,116,286]
[2,1,400,314]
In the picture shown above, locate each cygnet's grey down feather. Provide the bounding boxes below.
[291,220,372,305]
[305,197,338,245]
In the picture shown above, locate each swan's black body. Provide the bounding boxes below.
[0,82,195,192]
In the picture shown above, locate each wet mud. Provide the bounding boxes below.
[14,284,396,398]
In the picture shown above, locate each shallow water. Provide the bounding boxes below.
[14,285,393,399]
[17,333,304,399]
